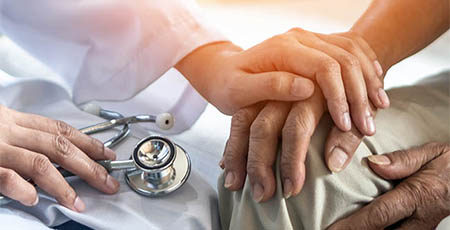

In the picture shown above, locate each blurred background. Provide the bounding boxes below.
[193,1,450,228]
[197,0,450,88]
[0,0,449,228]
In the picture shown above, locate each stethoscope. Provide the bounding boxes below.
[0,104,191,206]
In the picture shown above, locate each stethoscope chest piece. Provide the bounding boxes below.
[125,136,191,197]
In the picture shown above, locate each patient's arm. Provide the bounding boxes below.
[219,73,450,229]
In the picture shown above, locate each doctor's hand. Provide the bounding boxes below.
[177,29,388,137]
[329,142,450,230]
[0,105,120,212]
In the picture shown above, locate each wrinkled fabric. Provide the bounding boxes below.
[218,72,450,230]
[0,0,227,133]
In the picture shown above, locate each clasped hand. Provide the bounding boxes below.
[217,28,386,201]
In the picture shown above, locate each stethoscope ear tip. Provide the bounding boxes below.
[156,113,174,130]
[79,103,102,116]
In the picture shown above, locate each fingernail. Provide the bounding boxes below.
[368,155,391,165]
[342,112,351,131]
[291,78,307,98]
[283,179,293,199]
[252,183,264,203]
[224,172,234,189]
[374,61,383,76]
[73,196,86,212]
[31,196,39,206]
[377,88,390,108]
[219,157,225,169]
[105,148,116,160]
[106,175,119,192]
[365,110,376,135]
[328,147,348,173]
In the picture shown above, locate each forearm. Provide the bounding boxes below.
[351,0,449,72]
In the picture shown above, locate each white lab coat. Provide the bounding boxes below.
[0,0,226,133]
[0,0,227,229]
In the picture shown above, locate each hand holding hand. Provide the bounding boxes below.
[220,29,386,201]
[177,29,389,136]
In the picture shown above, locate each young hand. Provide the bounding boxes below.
[177,28,389,136]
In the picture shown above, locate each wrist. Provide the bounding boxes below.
[175,41,242,102]
[349,28,391,74]
[175,41,242,81]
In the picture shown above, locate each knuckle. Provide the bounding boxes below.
[250,117,276,141]
[61,188,77,204]
[269,75,285,94]
[272,34,292,43]
[89,162,107,182]
[90,137,105,156]
[282,116,314,138]
[367,199,393,228]
[0,169,16,189]
[32,155,51,176]
[246,161,265,179]
[279,159,298,176]
[341,38,359,53]
[223,140,245,165]
[424,142,448,155]
[318,58,340,75]
[55,120,74,138]
[231,109,254,131]
[287,27,306,36]
[339,53,360,69]
[54,135,72,159]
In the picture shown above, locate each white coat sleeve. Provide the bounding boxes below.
[0,0,226,104]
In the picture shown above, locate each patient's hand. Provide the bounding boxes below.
[220,30,385,202]
[329,142,450,230]
[220,85,379,201]
[0,105,119,212]
[177,29,389,136]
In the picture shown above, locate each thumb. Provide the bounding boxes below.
[367,142,446,180]
[238,72,314,106]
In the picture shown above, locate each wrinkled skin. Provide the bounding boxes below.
[0,105,120,212]
[220,30,382,202]
[329,142,450,230]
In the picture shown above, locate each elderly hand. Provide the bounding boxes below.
[177,29,388,136]
[0,105,120,212]
[329,142,450,230]
[220,30,383,201]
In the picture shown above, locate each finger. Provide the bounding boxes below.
[232,72,314,108]
[11,112,116,160]
[292,29,375,136]
[367,142,448,180]
[280,90,325,198]
[344,34,390,109]
[324,105,377,172]
[324,125,364,173]
[247,102,291,202]
[0,167,38,206]
[343,33,384,77]
[318,33,389,109]
[5,126,119,194]
[223,103,264,190]
[0,145,84,212]
[398,217,437,230]
[243,32,351,132]
[328,183,417,230]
